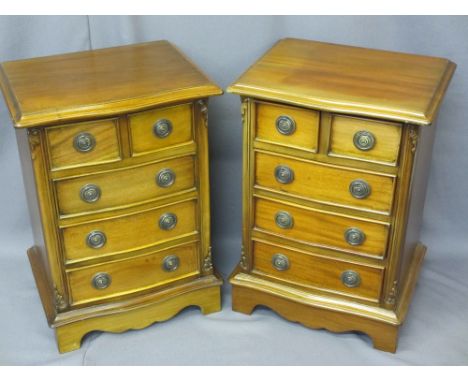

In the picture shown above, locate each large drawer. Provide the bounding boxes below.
[46,118,121,170]
[254,197,389,258]
[255,151,395,214]
[252,241,384,301]
[67,242,199,305]
[255,102,319,152]
[62,199,197,262]
[55,155,195,217]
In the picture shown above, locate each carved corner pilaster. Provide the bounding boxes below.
[27,128,41,151]
[408,125,419,154]
[202,246,213,273]
[385,280,398,306]
[198,99,208,129]
[241,98,249,125]
[54,286,67,312]
[239,245,248,271]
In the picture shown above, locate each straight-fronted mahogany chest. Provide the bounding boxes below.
[0,41,223,352]
[228,38,455,352]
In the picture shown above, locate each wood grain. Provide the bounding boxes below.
[128,103,193,156]
[55,155,195,217]
[255,151,395,214]
[255,101,319,151]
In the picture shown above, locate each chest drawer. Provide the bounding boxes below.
[128,103,193,156]
[256,102,319,152]
[255,151,395,214]
[253,241,383,301]
[329,115,402,165]
[255,198,389,258]
[46,119,121,170]
[55,155,195,217]
[68,243,199,305]
[62,199,197,262]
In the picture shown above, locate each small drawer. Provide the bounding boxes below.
[329,115,402,165]
[253,241,384,301]
[46,119,121,170]
[62,200,197,262]
[256,102,319,152]
[67,243,199,305]
[55,155,195,217]
[128,103,193,156]
[255,151,395,214]
[255,198,389,258]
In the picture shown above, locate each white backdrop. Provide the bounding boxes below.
[0,16,467,365]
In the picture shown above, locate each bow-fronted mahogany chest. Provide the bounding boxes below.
[228,38,455,352]
[0,41,223,352]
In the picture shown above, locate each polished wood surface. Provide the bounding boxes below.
[228,38,456,125]
[0,41,222,128]
[0,41,222,352]
[329,115,402,165]
[256,101,319,152]
[252,241,384,301]
[228,38,455,352]
[128,103,193,156]
[255,151,395,214]
[255,197,389,258]
[68,243,199,305]
[55,155,195,216]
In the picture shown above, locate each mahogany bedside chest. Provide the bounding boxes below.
[0,41,223,353]
[227,38,455,352]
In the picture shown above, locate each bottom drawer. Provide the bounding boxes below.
[67,243,199,305]
[252,241,384,301]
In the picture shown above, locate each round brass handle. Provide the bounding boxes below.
[272,253,290,271]
[275,211,294,229]
[344,227,366,246]
[86,230,106,249]
[153,119,173,138]
[92,272,111,290]
[341,270,361,288]
[275,115,296,135]
[159,212,177,230]
[274,165,294,184]
[353,130,376,151]
[162,255,180,272]
[73,132,96,152]
[156,168,176,188]
[80,184,101,203]
[349,179,371,199]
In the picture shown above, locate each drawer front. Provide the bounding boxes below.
[129,103,193,156]
[68,243,199,305]
[255,151,395,214]
[56,156,195,216]
[255,198,389,258]
[46,119,121,170]
[329,115,402,165]
[253,241,383,301]
[62,200,197,262]
[256,102,319,152]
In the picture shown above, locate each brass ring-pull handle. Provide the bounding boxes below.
[153,119,173,138]
[274,165,294,184]
[92,272,111,290]
[353,130,376,151]
[86,230,106,249]
[156,168,176,188]
[80,184,101,203]
[275,115,296,135]
[275,211,294,229]
[341,270,361,288]
[344,227,366,246]
[73,132,96,152]
[159,212,178,230]
[272,253,290,271]
[162,255,180,272]
[349,179,371,199]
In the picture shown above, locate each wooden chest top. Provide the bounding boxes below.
[228,38,455,125]
[0,40,222,128]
